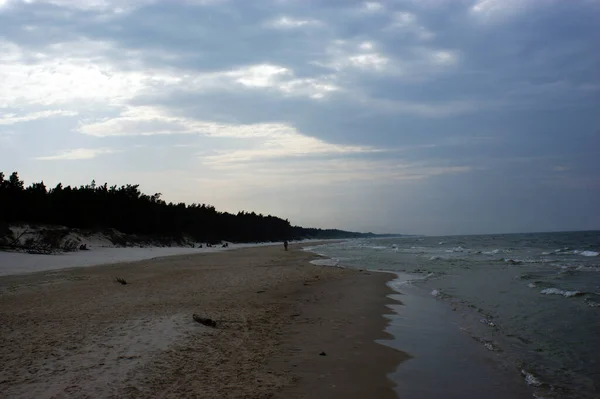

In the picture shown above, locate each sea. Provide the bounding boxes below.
[305,231,600,399]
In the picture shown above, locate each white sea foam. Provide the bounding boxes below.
[554,247,571,254]
[483,249,500,255]
[430,289,441,297]
[540,288,584,297]
[480,318,496,327]
[521,370,543,387]
[386,272,426,292]
[446,246,468,253]
[528,283,537,288]
[429,256,442,261]
[585,299,600,308]
[309,258,340,267]
[553,248,598,257]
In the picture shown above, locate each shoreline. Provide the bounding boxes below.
[0,242,402,398]
[304,241,535,399]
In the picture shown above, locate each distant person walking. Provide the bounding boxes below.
[284,240,289,251]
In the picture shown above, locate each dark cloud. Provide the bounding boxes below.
[1,0,598,234]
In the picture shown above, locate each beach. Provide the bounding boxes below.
[0,243,403,398]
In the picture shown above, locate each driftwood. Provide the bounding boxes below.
[114,277,128,285]
[193,314,217,327]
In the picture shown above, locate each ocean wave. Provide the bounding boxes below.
[446,246,467,253]
[503,258,555,265]
[577,250,599,257]
[362,245,388,250]
[553,247,572,254]
[482,248,513,255]
[552,248,599,257]
[576,265,600,272]
[503,258,523,265]
[540,288,584,298]
[483,249,500,255]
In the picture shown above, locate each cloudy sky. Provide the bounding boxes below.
[0,0,598,235]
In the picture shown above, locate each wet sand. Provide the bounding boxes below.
[0,243,403,398]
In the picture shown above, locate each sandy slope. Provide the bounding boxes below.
[0,244,402,398]
[0,243,274,276]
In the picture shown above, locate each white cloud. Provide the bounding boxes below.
[0,39,157,107]
[359,41,374,50]
[315,39,458,81]
[204,64,339,99]
[347,53,389,70]
[203,136,379,166]
[362,2,383,12]
[430,50,458,65]
[78,106,297,138]
[35,147,116,161]
[226,64,290,88]
[78,106,379,164]
[317,40,390,72]
[0,109,78,125]
[470,0,544,20]
[402,47,459,73]
[266,16,322,29]
[0,39,338,109]
[389,11,435,40]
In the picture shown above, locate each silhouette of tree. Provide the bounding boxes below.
[0,171,371,243]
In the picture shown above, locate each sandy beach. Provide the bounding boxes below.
[0,243,404,398]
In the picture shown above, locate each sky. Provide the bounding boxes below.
[0,0,599,236]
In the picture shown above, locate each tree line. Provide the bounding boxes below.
[0,172,373,243]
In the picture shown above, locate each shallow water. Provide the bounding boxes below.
[305,231,600,399]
